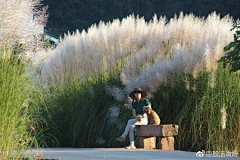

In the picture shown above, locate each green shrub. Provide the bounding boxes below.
[219,23,240,72]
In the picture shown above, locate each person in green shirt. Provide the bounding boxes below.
[116,87,151,149]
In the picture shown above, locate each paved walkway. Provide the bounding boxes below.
[24,148,239,160]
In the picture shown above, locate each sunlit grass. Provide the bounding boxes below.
[39,63,239,155]
[33,12,239,154]
[1,10,238,157]
[153,66,240,153]
[0,56,52,159]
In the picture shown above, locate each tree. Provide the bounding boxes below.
[42,0,240,37]
[218,23,240,72]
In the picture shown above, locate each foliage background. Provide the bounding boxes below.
[42,0,240,37]
[1,0,240,158]
[31,12,239,154]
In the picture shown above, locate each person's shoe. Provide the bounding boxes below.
[116,137,125,142]
[125,145,136,149]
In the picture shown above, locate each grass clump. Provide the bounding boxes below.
[0,57,44,159]
[41,73,132,148]
[153,67,240,153]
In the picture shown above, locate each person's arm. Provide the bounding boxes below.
[145,105,151,108]
[144,99,152,108]
[132,109,138,118]
[132,109,142,121]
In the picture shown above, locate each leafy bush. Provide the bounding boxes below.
[218,23,240,72]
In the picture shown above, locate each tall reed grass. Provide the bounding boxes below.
[0,0,50,159]
[31,12,235,93]
[30,12,239,154]
[0,0,48,57]
[0,56,50,159]
[153,66,240,152]
[40,66,239,154]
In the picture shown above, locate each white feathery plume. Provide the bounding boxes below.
[0,0,48,56]
[124,97,133,109]
[29,12,234,89]
[107,105,121,127]
[192,62,200,79]
[95,137,105,145]
[209,71,216,89]
[203,44,214,72]
[220,106,227,130]
[108,105,120,118]
[105,85,125,102]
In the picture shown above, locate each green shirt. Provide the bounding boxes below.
[132,98,151,115]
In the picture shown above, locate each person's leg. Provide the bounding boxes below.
[129,125,135,146]
[120,118,137,139]
[116,118,137,141]
[127,114,148,147]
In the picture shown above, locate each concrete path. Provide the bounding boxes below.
[25,148,239,160]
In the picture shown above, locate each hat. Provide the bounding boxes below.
[129,87,147,99]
